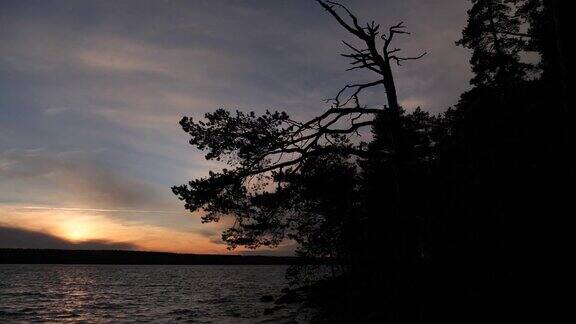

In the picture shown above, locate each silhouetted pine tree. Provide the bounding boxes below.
[457,0,530,86]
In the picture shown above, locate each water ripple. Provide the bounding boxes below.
[0,264,300,322]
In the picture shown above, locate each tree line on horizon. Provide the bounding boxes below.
[0,249,302,265]
[172,0,569,322]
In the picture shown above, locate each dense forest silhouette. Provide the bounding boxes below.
[173,0,570,322]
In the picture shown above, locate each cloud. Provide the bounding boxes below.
[44,106,71,116]
[0,225,136,250]
[77,48,170,76]
[0,148,173,210]
[20,206,180,214]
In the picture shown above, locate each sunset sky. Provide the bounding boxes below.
[0,0,471,254]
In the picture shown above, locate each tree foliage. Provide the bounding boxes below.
[456,0,531,85]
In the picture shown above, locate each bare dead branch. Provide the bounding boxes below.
[331,80,384,108]
[390,52,428,66]
[316,0,366,38]
[317,1,426,114]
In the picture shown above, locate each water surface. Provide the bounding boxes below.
[0,264,304,323]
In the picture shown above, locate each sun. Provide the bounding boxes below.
[61,220,93,242]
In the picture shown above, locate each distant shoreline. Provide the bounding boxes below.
[0,248,303,265]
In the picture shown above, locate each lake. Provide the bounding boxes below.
[0,264,310,323]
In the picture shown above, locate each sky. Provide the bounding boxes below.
[0,0,471,254]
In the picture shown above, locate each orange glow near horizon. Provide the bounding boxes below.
[0,204,236,254]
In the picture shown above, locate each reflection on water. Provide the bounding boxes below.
[0,264,303,323]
